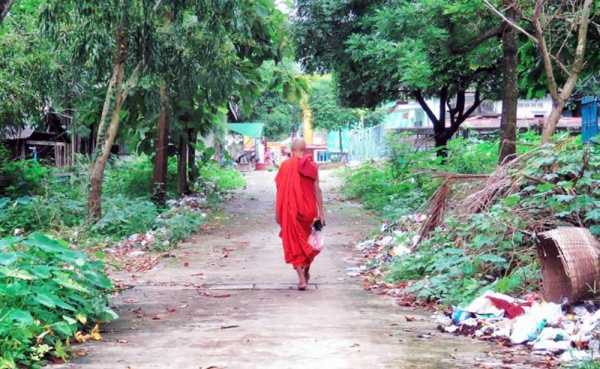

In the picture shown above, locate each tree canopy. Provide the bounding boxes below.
[293,0,504,149]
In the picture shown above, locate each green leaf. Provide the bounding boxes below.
[554,195,575,203]
[504,194,520,206]
[590,225,600,236]
[82,270,113,289]
[475,254,507,264]
[23,232,68,253]
[33,293,57,308]
[16,196,32,205]
[62,315,77,325]
[52,322,74,337]
[536,183,554,192]
[8,310,35,325]
[0,253,18,266]
[0,237,22,249]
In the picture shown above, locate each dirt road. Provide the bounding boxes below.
[52,170,524,369]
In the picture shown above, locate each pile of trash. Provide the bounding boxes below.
[103,193,208,270]
[350,213,426,276]
[437,291,600,363]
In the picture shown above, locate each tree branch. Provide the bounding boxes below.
[413,90,439,128]
[533,0,560,102]
[459,89,482,125]
[451,25,505,54]
[483,0,571,76]
[0,0,13,26]
[121,60,144,102]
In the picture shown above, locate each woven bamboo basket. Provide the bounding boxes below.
[537,227,600,303]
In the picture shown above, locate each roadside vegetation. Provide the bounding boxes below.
[0,153,245,367]
[342,131,599,306]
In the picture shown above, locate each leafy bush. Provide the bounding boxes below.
[161,208,206,247]
[0,233,116,368]
[2,160,51,197]
[446,136,498,174]
[103,155,178,199]
[197,164,246,193]
[91,195,159,239]
[385,137,597,305]
[343,132,594,305]
[341,161,433,219]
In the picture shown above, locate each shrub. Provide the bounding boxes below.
[0,233,116,368]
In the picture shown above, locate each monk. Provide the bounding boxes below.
[275,138,325,290]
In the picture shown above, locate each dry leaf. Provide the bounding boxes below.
[350,343,360,347]
[183,262,190,267]
[166,307,177,313]
[123,299,139,304]
[117,339,128,344]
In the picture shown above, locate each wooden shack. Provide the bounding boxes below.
[3,113,71,166]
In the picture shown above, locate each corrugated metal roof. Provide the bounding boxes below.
[3,128,35,140]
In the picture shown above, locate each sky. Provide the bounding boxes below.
[275,0,292,14]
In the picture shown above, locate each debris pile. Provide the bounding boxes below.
[437,291,600,363]
[103,193,208,272]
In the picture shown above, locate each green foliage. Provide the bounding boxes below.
[198,165,246,194]
[161,208,206,247]
[0,233,116,368]
[446,136,499,174]
[0,0,59,131]
[2,160,51,197]
[104,155,178,199]
[341,132,598,305]
[294,0,503,109]
[308,76,360,131]
[90,196,159,239]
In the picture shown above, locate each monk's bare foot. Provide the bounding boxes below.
[295,266,308,290]
[304,267,310,283]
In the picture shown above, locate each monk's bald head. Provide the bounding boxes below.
[291,138,306,157]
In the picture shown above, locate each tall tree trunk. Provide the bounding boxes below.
[0,0,13,26]
[188,128,198,183]
[499,5,518,164]
[178,134,189,196]
[152,84,169,206]
[88,21,129,220]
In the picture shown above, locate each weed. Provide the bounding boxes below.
[0,233,116,368]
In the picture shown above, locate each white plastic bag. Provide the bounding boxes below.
[308,230,323,251]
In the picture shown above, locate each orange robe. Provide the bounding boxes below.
[275,155,320,268]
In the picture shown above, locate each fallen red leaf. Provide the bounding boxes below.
[183,262,190,267]
[166,307,176,313]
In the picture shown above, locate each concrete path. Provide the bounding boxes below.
[53,170,508,369]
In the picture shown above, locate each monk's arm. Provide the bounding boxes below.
[314,178,325,226]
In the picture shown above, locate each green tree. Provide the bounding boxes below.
[0,0,58,136]
[294,0,503,154]
[236,59,306,141]
[485,0,599,143]
[308,76,359,155]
